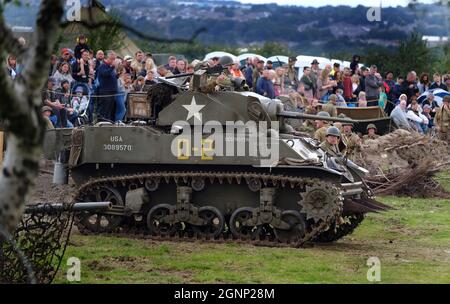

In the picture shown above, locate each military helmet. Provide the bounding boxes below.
[443,96,450,103]
[338,113,347,119]
[326,126,341,138]
[367,124,377,131]
[218,56,234,67]
[317,111,331,118]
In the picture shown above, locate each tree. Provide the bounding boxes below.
[0,0,64,233]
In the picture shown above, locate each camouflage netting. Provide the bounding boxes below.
[355,130,450,198]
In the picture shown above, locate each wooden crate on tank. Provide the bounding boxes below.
[126,92,151,120]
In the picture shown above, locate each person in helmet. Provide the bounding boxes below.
[363,124,380,141]
[320,126,342,157]
[341,118,361,160]
[314,111,331,143]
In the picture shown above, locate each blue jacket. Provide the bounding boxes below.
[244,66,254,88]
[256,77,275,99]
[97,63,118,93]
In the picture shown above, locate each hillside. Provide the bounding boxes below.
[4,0,450,56]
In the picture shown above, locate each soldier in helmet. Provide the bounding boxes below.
[320,126,342,157]
[363,124,380,142]
[334,113,347,132]
[341,119,361,160]
[314,111,331,143]
[197,55,235,93]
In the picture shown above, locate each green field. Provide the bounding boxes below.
[55,172,450,284]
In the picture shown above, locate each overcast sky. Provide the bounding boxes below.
[238,0,439,7]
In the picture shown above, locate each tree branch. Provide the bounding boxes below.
[0,13,27,57]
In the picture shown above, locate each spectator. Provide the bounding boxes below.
[384,71,396,115]
[132,76,145,92]
[41,106,56,129]
[322,94,338,117]
[429,73,447,91]
[359,66,368,92]
[265,60,273,70]
[378,86,388,111]
[72,50,92,85]
[350,74,361,103]
[70,86,89,121]
[365,65,383,106]
[53,62,74,88]
[391,99,411,131]
[358,91,367,107]
[335,88,347,107]
[343,68,353,102]
[6,55,21,80]
[116,71,131,122]
[244,57,256,89]
[255,69,275,99]
[122,55,134,75]
[42,77,71,128]
[284,57,299,92]
[444,74,450,89]
[401,71,420,103]
[330,62,340,78]
[164,55,177,73]
[74,34,90,60]
[421,92,439,111]
[229,61,244,79]
[49,54,58,77]
[273,67,285,96]
[96,51,118,122]
[418,73,431,94]
[310,59,320,97]
[131,51,147,77]
[393,76,404,100]
[144,70,157,86]
[350,55,360,75]
[55,79,72,106]
[157,65,173,77]
[407,101,428,134]
[94,50,105,71]
[299,66,315,102]
[58,48,75,69]
[317,67,335,101]
[252,60,264,89]
[174,59,187,75]
[422,104,434,132]
[332,71,344,94]
[145,57,158,76]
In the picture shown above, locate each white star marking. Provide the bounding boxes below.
[183,96,205,122]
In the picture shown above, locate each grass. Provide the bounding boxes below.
[54,171,450,284]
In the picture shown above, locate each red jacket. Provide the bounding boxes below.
[343,76,353,99]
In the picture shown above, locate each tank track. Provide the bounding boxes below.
[73,171,344,248]
[312,214,365,243]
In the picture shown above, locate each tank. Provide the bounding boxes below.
[43,75,391,247]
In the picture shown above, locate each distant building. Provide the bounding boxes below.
[422,36,449,47]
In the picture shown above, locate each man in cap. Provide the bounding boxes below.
[435,96,450,142]
[41,106,55,129]
[314,111,331,143]
[363,124,380,142]
[252,60,265,89]
[284,56,299,91]
[123,55,134,75]
[365,65,383,106]
[310,59,320,97]
[320,126,342,157]
[322,94,338,117]
[341,118,361,160]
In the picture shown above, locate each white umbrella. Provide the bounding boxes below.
[418,89,450,108]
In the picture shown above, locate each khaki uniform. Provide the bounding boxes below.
[322,102,338,117]
[319,141,342,157]
[43,116,55,129]
[314,124,329,143]
[435,105,450,142]
[362,134,380,141]
[342,131,361,160]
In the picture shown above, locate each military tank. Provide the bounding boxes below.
[43,71,390,247]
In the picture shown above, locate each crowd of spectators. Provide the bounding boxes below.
[6,34,450,136]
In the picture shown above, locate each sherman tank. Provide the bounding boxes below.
[43,71,390,247]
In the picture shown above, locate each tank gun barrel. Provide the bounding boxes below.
[25,202,112,214]
[278,111,357,124]
[164,73,194,79]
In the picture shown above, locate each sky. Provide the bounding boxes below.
[238,0,439,7]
